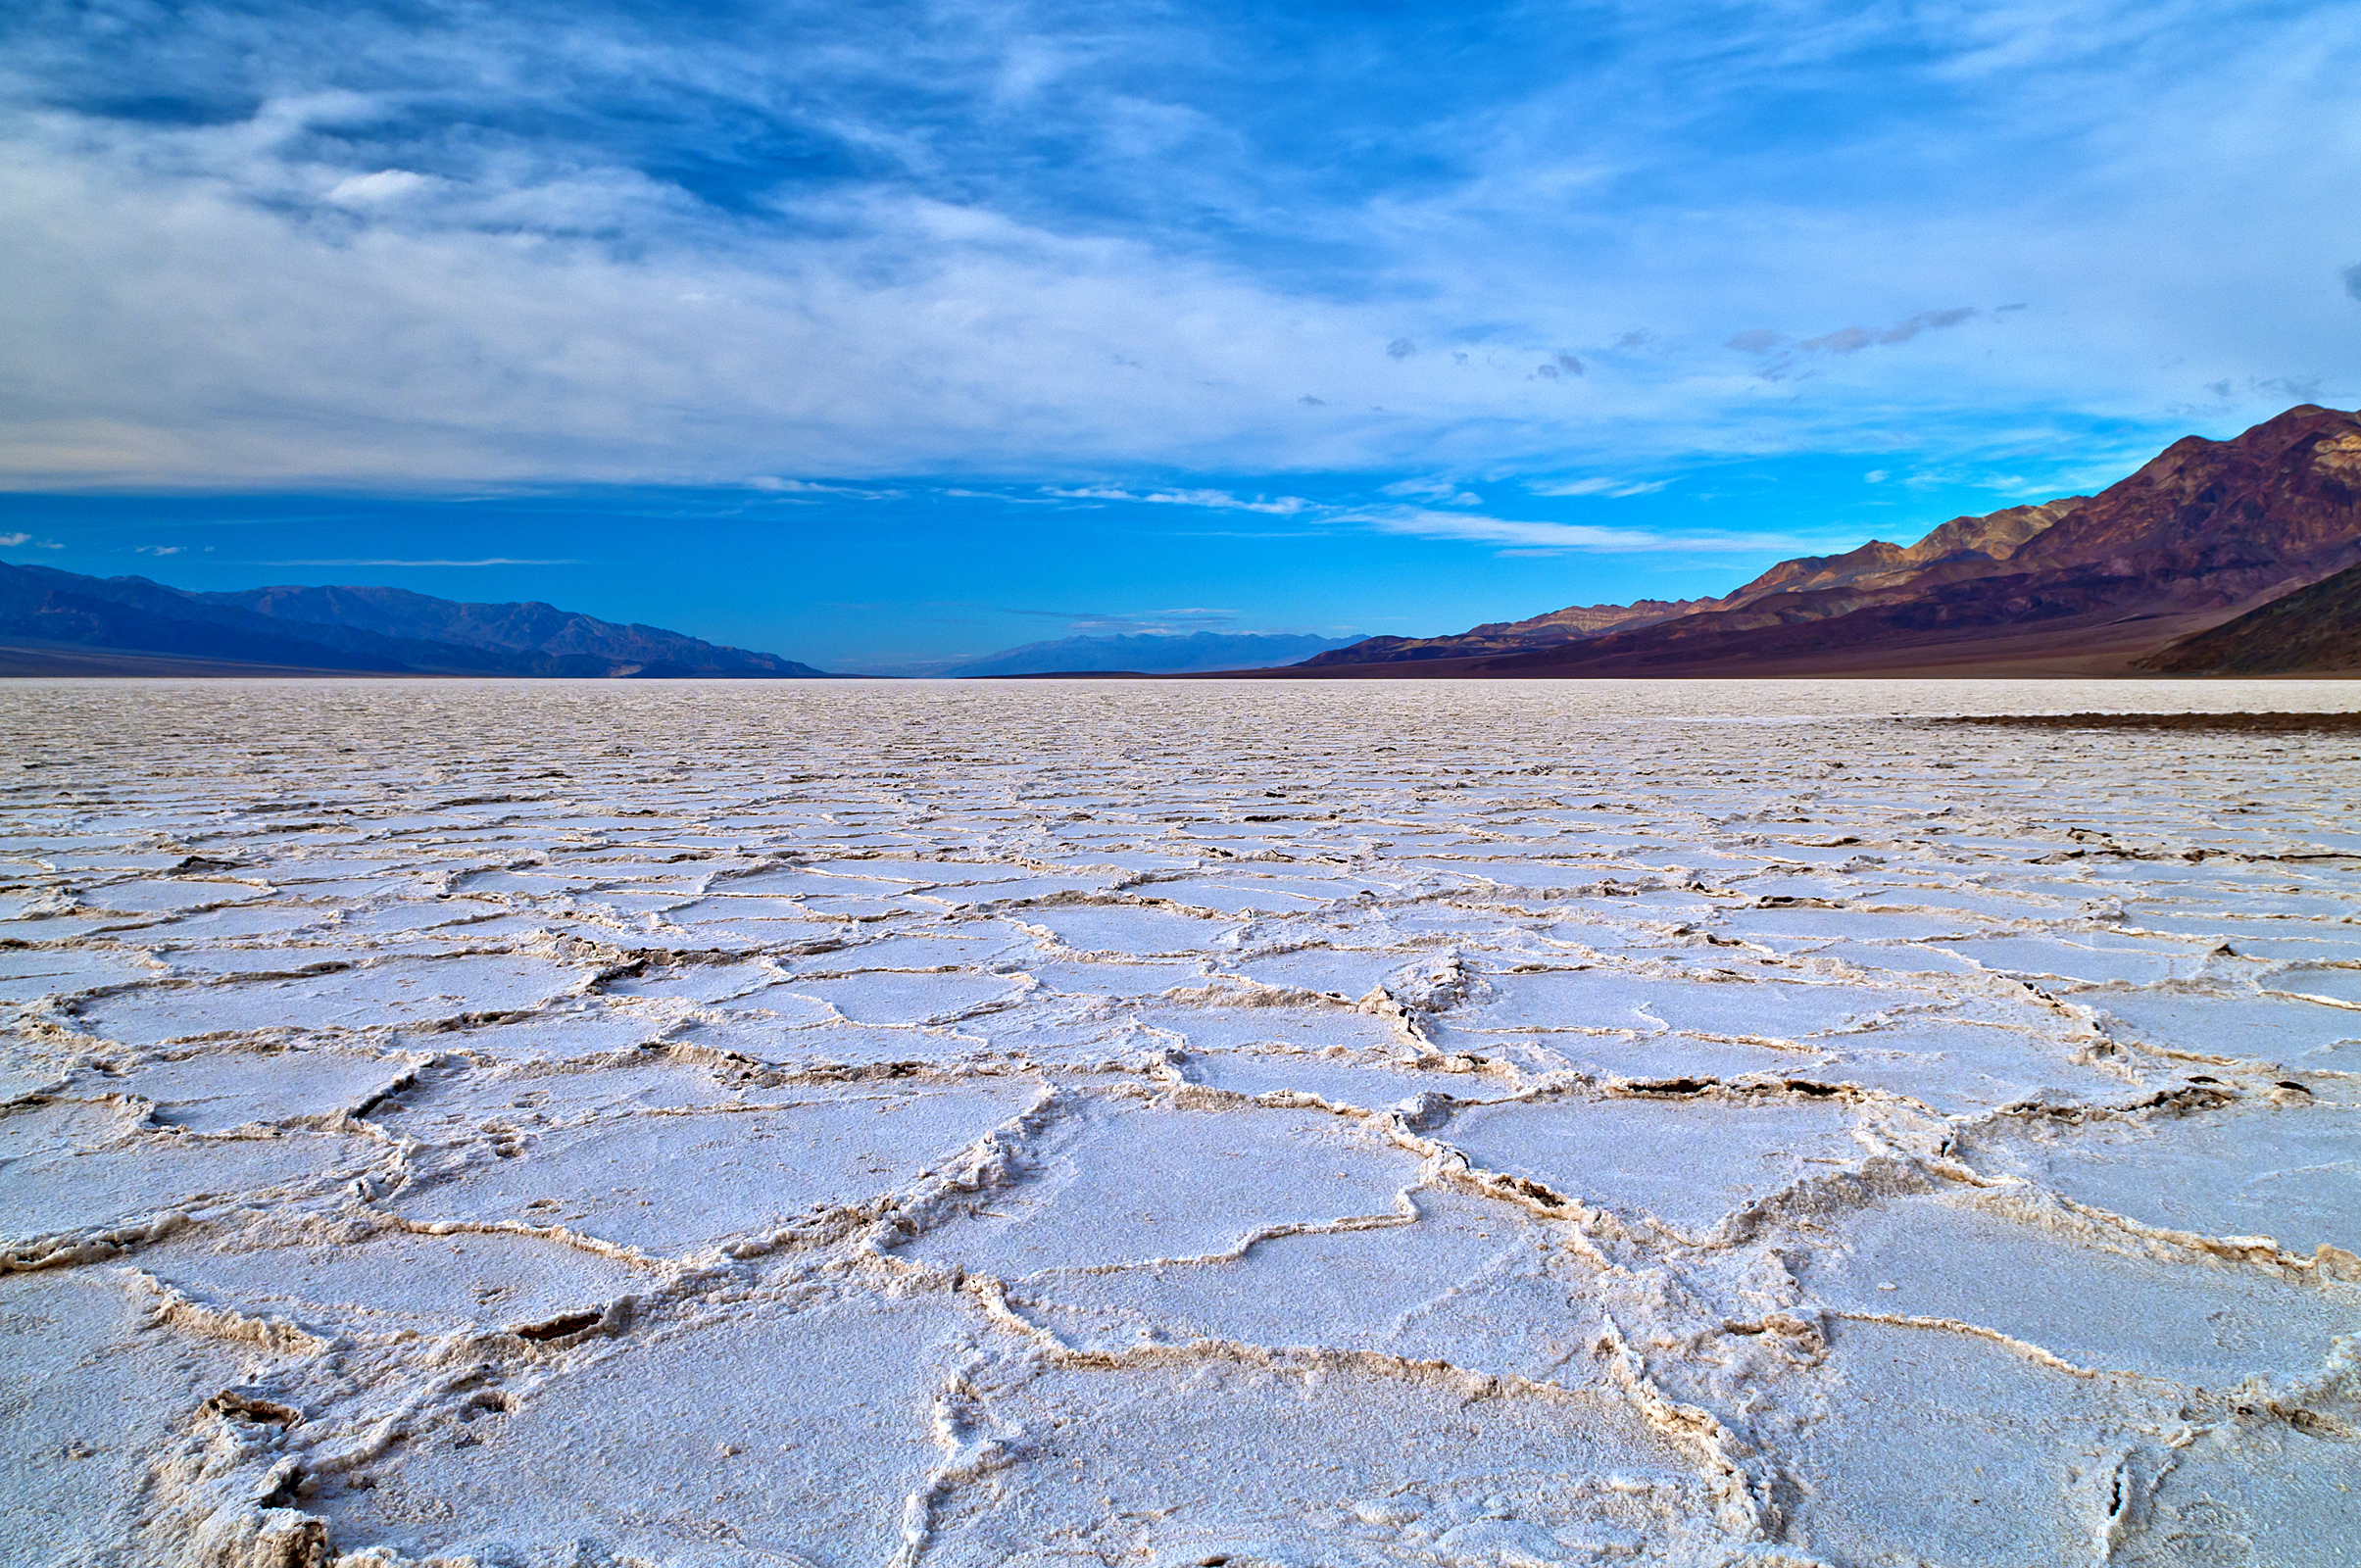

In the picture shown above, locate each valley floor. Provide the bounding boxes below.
[3,678,2357,1567]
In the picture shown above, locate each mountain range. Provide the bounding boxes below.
[6,403,2355,680]
[0,567,824,677]
[1281,403,2361,678]
[943,630,1364,677]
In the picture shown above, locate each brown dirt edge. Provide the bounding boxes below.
[1920,711,2361,734]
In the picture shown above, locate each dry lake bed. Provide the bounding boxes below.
[2,678,2357,1568]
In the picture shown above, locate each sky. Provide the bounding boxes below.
[3,0,2358,670]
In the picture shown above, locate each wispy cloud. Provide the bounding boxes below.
[1043,486,1310,514]
[747,477,903,499]
[244,558,584,566]
[0,532,28,547]
[1381,477,1483,506]
[1523,478,1670,499]
[1727,309,1981,381]
[1351,507,1819,556]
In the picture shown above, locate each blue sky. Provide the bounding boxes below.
[3,0,2357,669]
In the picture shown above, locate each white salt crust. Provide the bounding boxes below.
[1,676,2357,1567]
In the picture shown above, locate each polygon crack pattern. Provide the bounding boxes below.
[1,677,2356,1567]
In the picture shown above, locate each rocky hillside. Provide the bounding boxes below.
[2139,560,2361,674]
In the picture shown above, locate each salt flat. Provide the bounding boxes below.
[2,677,2357,1568]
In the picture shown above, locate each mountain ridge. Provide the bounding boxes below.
[0,564,825,677]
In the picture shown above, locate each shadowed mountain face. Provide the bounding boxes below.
[0,564,824,677]
[2139,561,2361,674]
[947,629,1364,676]
[1297,404,2361,677]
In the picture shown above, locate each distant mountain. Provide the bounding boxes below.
[1297,598,1712,666]
[1287,404,2361,678]
[2140,560,2361,674]
[0,564,825,677]
[947,629,1365,676]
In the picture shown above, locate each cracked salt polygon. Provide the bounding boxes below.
[318,1294,966,1566]
[897,1098,1420,1276]
[2096,989,2361,1064]
[1783,1319,2176,1567]
[1014,902,1237,955]
[784,969,1028,1026]
[138,1226,655,1336]
[74,877,273,915]
[1013,956,1210,1000]
[1448,1092,1867,1238]
[2272,962,2361,1005]
[2113,1417,2361,1564]
[0,1271,257,1560]
[1807,1017,2138,1112]
[923,1353,1725,1567]
[1795,1188,2358,1382]
[1933,932,2221,985]
[1016,1187,1595,1384]
[389,1083,1033,1256]
[88,1047,417,1132]
[4,1128,393,1242]
[0,946,158,1001]
[72,954,590,1046]
[1977,1101,2361,1257]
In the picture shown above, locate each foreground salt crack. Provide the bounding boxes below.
[2,679,2357,1567]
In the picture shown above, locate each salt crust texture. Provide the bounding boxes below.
[2,677,2358,1568]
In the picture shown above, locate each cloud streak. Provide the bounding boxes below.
[1523,477,1669,498]
[242,558,585,567]
[1044,486,1310,514]
[1349,507,1821,556]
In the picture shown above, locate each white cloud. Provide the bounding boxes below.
[1523,478,1670,498]
[135,544,184,555]
[1352,507,1818,555]
[1044,487,1310,514]
[1381,476,1483,506]
[0,531,28,546]
[748,477,902,498]
[325,170,438,206]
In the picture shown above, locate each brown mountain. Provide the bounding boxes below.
[1288,404,2361,678]
[2138,560,2361,674]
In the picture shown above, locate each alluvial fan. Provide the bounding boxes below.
[2,677,2357,1568]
